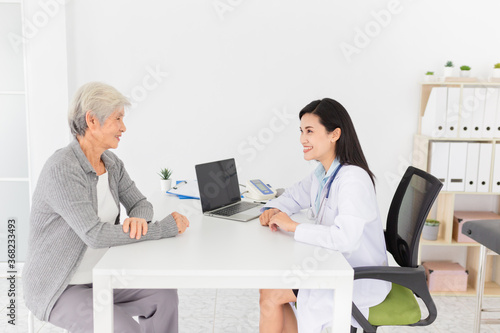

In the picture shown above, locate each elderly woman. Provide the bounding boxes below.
[23,82,189,332]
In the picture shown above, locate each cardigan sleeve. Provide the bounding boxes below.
[44,162,178,249]
[114,156,154,220]
[114,156,179,238]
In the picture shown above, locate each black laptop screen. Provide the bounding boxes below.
[195,158,241,212]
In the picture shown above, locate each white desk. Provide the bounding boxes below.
[93,195,353,332]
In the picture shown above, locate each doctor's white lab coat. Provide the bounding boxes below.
[263,165,391,333]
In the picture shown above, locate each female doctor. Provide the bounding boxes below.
[259,98,391,333]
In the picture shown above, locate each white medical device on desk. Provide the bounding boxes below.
[245,179,277,201]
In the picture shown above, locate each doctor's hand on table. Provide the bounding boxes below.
[260,209,299,233]
[259,208,280,226]
[171,212,190,234]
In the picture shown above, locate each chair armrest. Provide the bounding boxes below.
[354,266,425,291]
[353,265,437,327]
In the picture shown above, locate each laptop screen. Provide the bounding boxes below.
[195,158,241,212]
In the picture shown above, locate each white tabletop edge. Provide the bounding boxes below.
[93,268,353,277]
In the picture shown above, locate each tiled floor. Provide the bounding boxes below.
[2,276,500,332]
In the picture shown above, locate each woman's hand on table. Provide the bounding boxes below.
[123,217,148,239]
[269,212,299,232]
[259,208,281,226]
[171,212,190,234]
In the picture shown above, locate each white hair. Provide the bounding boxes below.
[68,82,130,137]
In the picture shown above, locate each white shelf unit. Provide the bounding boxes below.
[413,81,500,296]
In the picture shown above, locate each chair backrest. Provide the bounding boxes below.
[385,166,443,268]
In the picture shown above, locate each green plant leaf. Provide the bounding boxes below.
[158,168,173,180]
[425,219,440,226]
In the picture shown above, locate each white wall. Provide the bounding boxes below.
[24,0,69,187]
[28,0,500,225]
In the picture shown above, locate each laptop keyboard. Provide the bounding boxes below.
[211,201,260,216]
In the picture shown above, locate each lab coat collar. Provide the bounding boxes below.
[314,157,340,184]
[313,158,340,214]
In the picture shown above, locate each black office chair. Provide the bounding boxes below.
[350,166,443,333]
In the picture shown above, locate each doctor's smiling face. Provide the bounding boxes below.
[300,113,340,170]
[299,98,376,185]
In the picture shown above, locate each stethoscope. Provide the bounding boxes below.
[307,164,343,221]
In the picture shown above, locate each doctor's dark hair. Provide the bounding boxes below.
[299,98,375,186]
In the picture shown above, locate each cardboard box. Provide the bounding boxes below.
[453,211,500,243]
[423,261,468,292]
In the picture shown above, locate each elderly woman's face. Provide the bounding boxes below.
[90,107,126,150]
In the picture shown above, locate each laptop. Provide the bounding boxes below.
[195,158,263,222]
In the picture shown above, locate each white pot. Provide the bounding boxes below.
[460,70,471,78]
[443,67,454,77]
[160,179,172,192]
[422,224,440,241]
[492,68,500,78]
[423,75,435,82]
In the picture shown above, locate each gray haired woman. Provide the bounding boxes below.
[23,82,189,332]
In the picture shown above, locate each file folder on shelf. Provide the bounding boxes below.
[477,143,493,192]
[464,143,480,192]
[459,87,474,139]
[471,88,486,139]
[487,88,500,138]
[445,87,460,138]
[421,87,447,137]
[492,145,500,193]
[483,88,499,138]
[429,141,450,190]
[447,142,467,192]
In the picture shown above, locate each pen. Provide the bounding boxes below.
[173,181,187,189]
[253,201,266,204]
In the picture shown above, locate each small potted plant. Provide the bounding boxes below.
[460,65,471,78]
[159,168,173,192]
[424,71,435,82]
[443,61,454,78]
[492,63,500,79]
[422,219,440,241]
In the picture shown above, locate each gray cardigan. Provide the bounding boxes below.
[23,140,179,321]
